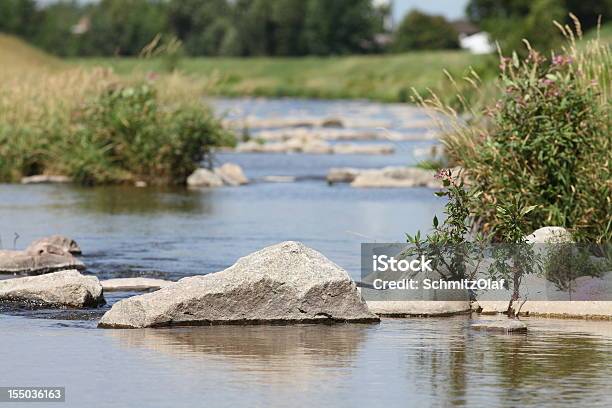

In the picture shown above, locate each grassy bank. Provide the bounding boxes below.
[73,51,491,103]
[0,34,232,185]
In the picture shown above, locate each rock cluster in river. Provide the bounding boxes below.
[99,241,379,328]
[235,140,395,155]
[187,163,249,188]
[327,167,441,188]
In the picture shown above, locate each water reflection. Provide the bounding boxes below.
[67,185,211,215]
[488,330,611,406]
[105,324,367,385]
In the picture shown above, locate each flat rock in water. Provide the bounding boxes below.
[471,319,527,333]
[21,175,72,184]
[99,241,379,328]
[0,248,85,275]
[366,300,471,317]
[26,235,82,255]
[332,144,395,155]
[0,270,104,308]
[350,167,441,188]
[101,278,173,292]
[327,167,361,183]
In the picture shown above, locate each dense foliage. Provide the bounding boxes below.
[0,0,387,57]
[0,55,233,185]
[394,10,459,51]
[61,84,232,185]
[466,0,611,53]
[417,29,611,243]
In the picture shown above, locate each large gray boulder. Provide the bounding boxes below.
[0,247,85,275]
[99,241,379,328]
[26,235,82,255]
[0,270,104,308]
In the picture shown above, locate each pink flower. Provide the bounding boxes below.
[146,71,159,81]
[434,168,451,181]
[552,55,573,66]
[540,78,554,87]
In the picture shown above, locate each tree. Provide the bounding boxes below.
[393,10,459,51]
[466,0,567,54]
[303,0,378,55]
[466,0,611,48]
[167,0,230,55]
[33,1,83,57]
[0,0,38,38]
[82,0,167,56]
[271,0,308,56]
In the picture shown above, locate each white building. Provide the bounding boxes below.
[459,32,495,54]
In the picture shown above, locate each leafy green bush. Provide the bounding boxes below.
[55,83,232,185]
[417,27,611,242]
[393,10,459,51]
[0,69,233,185]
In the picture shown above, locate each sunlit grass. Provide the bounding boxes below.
[72,50,491,103]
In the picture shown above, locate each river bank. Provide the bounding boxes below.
[73,50,490,103]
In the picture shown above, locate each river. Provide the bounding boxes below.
[0,98,610,408]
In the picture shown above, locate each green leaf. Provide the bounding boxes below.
[521,205,538,215]
[433,215,439,228]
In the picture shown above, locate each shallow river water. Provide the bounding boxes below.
[0,98,610,407]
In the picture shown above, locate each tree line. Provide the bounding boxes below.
[0,0,608,57]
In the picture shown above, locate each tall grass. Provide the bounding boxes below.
[0,34,232,185]
[415,19,611,243]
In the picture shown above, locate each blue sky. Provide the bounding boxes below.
[392,0,469,21]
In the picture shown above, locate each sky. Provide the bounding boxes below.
[392,0,469,21]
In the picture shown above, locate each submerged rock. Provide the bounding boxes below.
[471,319,527,333]
[21,175,72,184]
[326,168,361,183]
[214,163,249,186]
[477,300,612,318]
[101,277,173,292]
[99,241,379,328]
[300,140,334,154]
[365,301,471,317]
[0,247,85,275]
[186,168,224,188]
[0,270,104,308]
[263,176,296,183]
[351,167,440,188]
[332,144,395,155]
[26,235,82,255]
